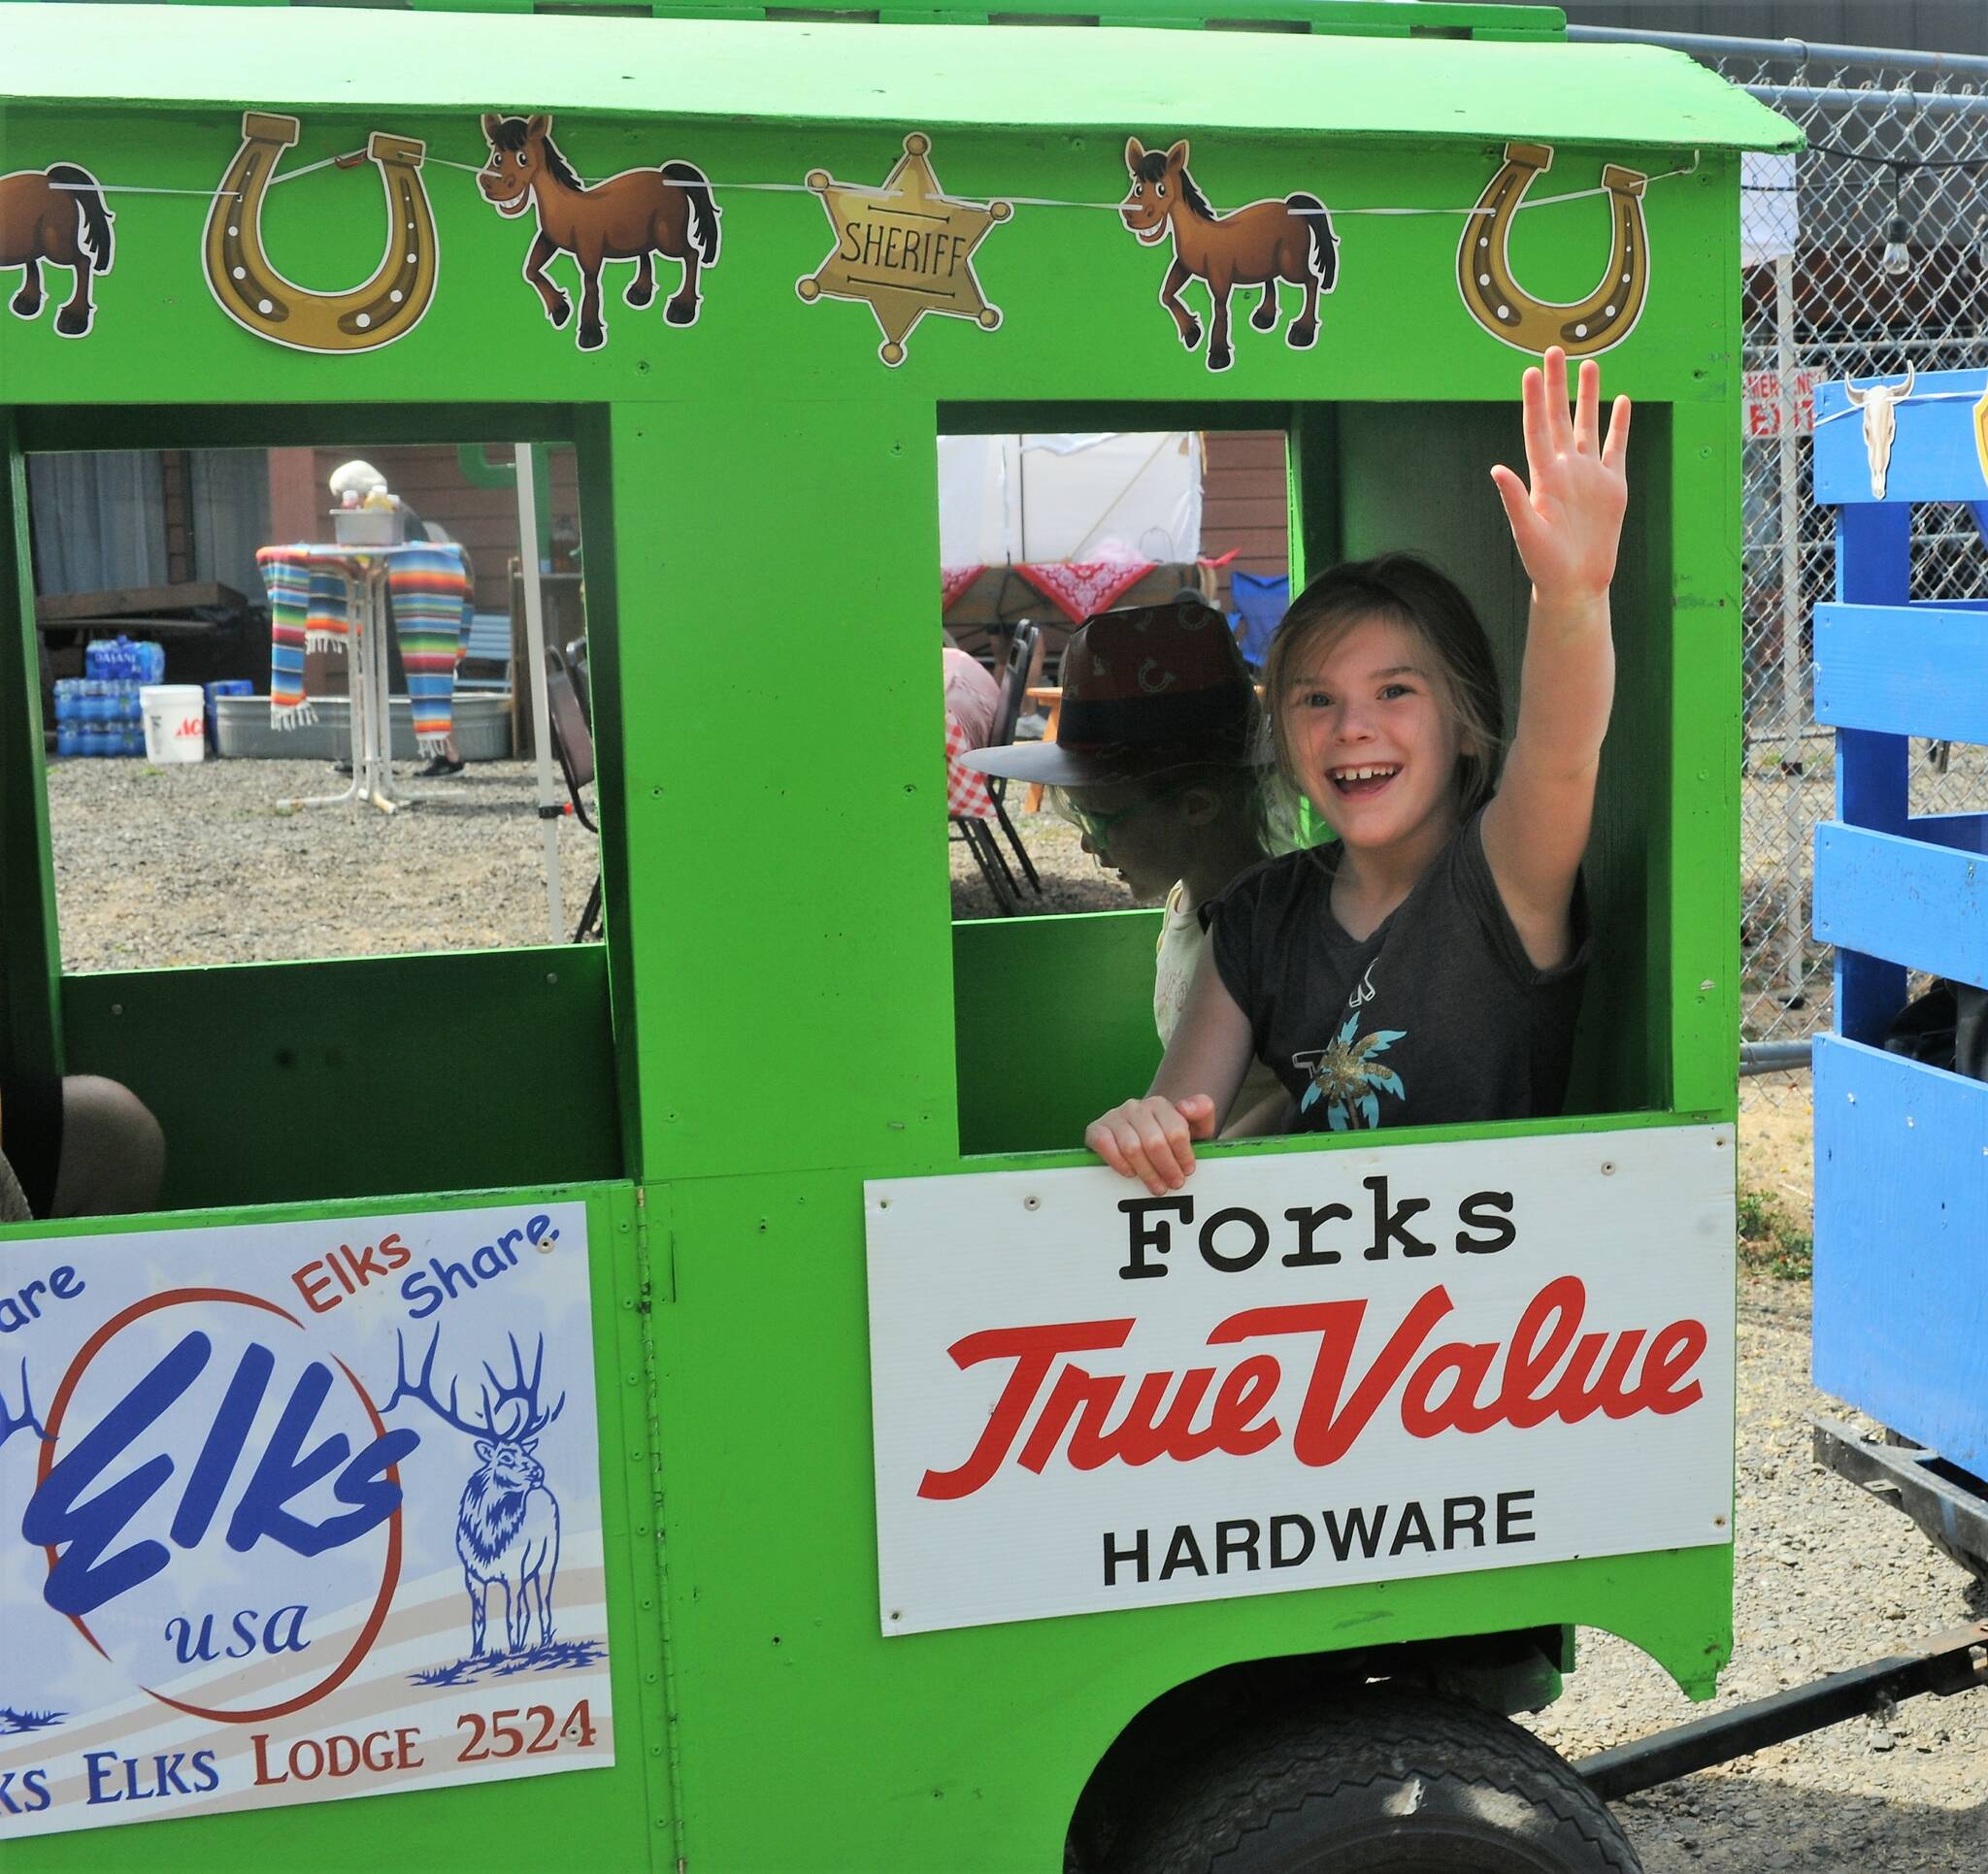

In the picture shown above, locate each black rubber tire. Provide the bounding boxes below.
[1115,1689,1642,1874]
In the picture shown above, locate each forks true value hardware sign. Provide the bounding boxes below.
[865,1127,1735,1635]
[0,1201,612,1841]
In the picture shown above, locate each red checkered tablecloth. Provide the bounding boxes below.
[945,712,994,820]
[1014,557,1155,626]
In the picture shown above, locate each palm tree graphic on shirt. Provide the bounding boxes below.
[1296,1009,1408,1131]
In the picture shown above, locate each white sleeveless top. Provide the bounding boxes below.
[1154,882,1289,1128]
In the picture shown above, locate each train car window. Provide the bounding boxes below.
[947,405,1671,1161]
[28,440,593,970]
[9,415,627,1213]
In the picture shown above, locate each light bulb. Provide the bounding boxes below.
[1881,216,1912,279]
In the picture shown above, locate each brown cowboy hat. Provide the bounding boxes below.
[963,595,1267,786]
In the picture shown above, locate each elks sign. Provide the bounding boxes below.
[865,1127,1733,1634]
[0,1202,610,1840]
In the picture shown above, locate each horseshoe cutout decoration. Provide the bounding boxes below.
[1457,141,1649,357]
[204,112,438,353]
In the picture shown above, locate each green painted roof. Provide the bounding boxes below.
[0,2,1799,148]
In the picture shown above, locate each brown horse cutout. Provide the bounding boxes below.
[1120,139,1335,373]
[1,164,114,339]
[479,114,718,352]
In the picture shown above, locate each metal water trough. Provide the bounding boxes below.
[212,691,514,761]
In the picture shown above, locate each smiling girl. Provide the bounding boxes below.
[1085,346,1630,1194]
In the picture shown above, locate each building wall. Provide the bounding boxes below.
[304,444,585,616]
[1199,429,1289,610]
[1558,0,1988,52]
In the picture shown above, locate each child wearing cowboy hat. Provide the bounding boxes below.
[962,594,1290,1134]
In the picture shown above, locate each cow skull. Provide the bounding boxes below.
[1843,362,1916,500]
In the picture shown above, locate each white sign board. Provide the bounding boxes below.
[867,1128,1733,1635]
[1744,367,1821,438]
[0,1201,611,1840]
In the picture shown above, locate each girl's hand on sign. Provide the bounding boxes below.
[1085,1095,1218,1195]
[1490,346,1630,607]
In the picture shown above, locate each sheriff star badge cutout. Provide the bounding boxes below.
[796,133,1011,367]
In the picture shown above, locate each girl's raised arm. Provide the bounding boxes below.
[1481,345,1630,970]
[1085,946,1256,1195]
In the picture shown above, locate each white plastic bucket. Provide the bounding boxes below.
[140,684,207,764]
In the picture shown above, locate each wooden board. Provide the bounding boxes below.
[1813,1035,1988,1469]
[33,578,244,622]
[1816,602,1988,745]
[35,614,224,638]
[1814,822,1988,993]
[1813,366,1988,507]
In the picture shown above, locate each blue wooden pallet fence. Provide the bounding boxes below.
[1816,603,1988,747]
[1810,368,1988,1469]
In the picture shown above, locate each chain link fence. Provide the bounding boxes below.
[1577,28,1988,1094]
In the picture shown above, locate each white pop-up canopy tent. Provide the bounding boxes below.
[937,432,1203,568]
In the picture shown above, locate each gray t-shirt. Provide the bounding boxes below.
[1205,810,1588,1134]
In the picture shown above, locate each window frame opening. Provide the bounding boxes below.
[2,402,637,1214]
[938,398,1677,1167]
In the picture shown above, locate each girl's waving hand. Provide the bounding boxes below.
[1482,347,1630,972]
[1491,347,1630,604]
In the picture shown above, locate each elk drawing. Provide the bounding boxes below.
[388,1329,565,1659]
[0,1362,49,1726]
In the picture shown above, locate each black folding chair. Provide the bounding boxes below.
[563,634,592,720]
[544,646,603,942]
[983,622,1042,893]
[946,625,1040,915]
[951,811,1019,915]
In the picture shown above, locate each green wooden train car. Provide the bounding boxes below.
[0,4,1790,1866]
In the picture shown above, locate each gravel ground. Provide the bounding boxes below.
[46,757,602,969]
[949,794,1147,919]
[44,759,1988,1866]
[1525,1272,1986,1873]
[43,757,1084,969]
[1737,1072,1817,1235]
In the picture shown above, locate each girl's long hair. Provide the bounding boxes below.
[1262,553,1506,821]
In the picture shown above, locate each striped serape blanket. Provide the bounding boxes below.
[258,545,350,730]
[387,542,474,755]
[259,542,472,752]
